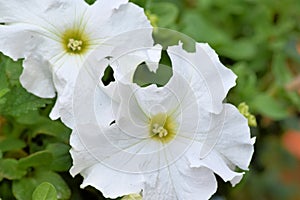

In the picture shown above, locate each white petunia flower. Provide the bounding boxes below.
[69,42,255,199]
[0,0,153,127]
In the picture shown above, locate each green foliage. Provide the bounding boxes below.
[18,151,53,169]
[0,54,52,117]
[0,159,27,180]
[12,169,71,200]
[0,54,72,199]
[32,182,58,200]
[149,2,178,28]
[0,138,26,152]
[251,94,289,120]
[46,143,72,172]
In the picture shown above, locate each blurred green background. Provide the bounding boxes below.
[1,0,300,199]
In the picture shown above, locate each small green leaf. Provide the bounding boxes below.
[13,169,71,200]
[46,143,71,172]
[1,87,52,117]
[180,12,230,46]
[0,138,26,152]
[32,182,57,200]
[0,159,27,180]
[19,151,53,169]
[218,38,257,60]
[150,2,178,27]
[250,94,289,120]
[32,119,71,143]
[15,110,43,125]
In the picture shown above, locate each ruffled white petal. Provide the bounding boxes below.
[72,122,161,174]
[69,130,99,176]
[49,55,83,127]
[0,0,88,34]
[191,103,254,171]
[167,43,237,114]
[115,83,150,138]
[95,2,151,39]
[213,104,255,170]
[190,150,244,186]
[86,0,128,26]
[143,156,217,200]
[70,129,144,199]
[187,103,254,186]
[80,164,144,199]
[71,121,218,199]
[99,3,153,57]
[0,25,41,60]
[20,54,55,98]
[110,44,162,82]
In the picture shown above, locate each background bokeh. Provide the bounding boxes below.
[1,0,300,199]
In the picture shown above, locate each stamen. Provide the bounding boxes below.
[152,123,168,138]
[67,38,83,51]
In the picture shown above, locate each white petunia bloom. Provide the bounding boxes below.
[70,42,255,199]
[0,0,153,127]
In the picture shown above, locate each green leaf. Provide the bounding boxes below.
[13,169,71,200]
[31,118,71,143]
[218,38,257,60]
[180,11,230,46]
[229,62,258,103]
[15,110,44,125]
[0,159,27,180]
[4,58,23,86]
[32,182,57,200]
[150,2,179,27]
[0,138,26,152]
[0,88,9,98]
[250,94,289,120]
[0,87,52,117]
[19,151,53,169]
[46,143,71,172]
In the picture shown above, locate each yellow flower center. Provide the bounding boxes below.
[149,113,177,143]
[61,28,90,54]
